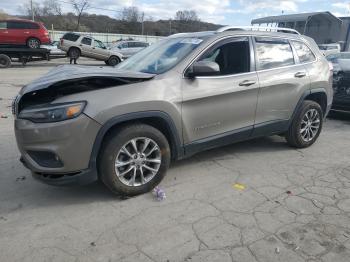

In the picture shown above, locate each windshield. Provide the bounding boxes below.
[116,37,206,74]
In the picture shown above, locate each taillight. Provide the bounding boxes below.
[60,39,63,45]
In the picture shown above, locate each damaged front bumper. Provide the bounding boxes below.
[15,114,101,185]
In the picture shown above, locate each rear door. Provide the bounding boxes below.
[25,21,40,39]
[253,37,310,129]
[79,37,93,56]
[0,21,8,44]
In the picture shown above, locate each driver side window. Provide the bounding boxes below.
[197,37,251,76]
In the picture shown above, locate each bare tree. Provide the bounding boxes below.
[71,0,90,30]
[174,10,200,32]
[174,10,199,22]
[0,9,10,19]
[121,6,140,22]
[42,0,62,16]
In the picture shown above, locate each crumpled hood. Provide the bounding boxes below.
[20,65,155,95]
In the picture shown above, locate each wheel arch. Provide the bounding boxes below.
[289,88,328,128]
[89,111,184,172]
[108,55,122,61]
[305,88,328,115]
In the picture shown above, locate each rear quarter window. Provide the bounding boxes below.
[62,33,80,42]
[26,22,40,29]
[0,22,6,29]
[255,37,295,70]
[291,40,316,63]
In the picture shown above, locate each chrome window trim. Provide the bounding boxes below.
[182,34,317,79]
[290,39,317,65]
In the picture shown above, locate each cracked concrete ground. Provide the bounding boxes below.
[1,58,350,262]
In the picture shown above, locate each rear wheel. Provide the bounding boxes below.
[285,100,323,148]
[107,56,120,66]
[0,54,11,68]
[99,124,171,196]
[27,38,40,49]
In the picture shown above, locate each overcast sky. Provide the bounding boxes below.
[1,0,349,25]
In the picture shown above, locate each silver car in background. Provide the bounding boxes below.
[110,40,149,59]
[59,32,123,66]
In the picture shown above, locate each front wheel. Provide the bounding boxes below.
[285,100,323,148]
[107,56,120,66]
[98,124,171,196]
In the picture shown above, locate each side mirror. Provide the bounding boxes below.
[186,61,220,78]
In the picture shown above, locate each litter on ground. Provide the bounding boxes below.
[153,186,166,201]
[233,183,246,190]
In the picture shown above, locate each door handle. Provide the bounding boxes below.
[239,80,256,86]
[295,72,306,78]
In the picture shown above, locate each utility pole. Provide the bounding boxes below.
[30,0,34,21]
[141,12,145,35]
[169,19,172,36]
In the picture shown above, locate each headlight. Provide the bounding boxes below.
[18,101,86,123]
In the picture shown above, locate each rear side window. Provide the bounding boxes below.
[291,41,316,63]
[0,22,7,29]
[62,33,80,42]
[255,37,295,70]
[81,37,92,45]
[26,22,40,29]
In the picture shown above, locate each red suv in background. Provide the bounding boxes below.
[0,19,51,49]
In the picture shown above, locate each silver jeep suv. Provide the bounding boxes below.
[14,26,333,196]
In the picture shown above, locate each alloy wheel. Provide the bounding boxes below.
[300,109,321,142]
[114,137,161,187]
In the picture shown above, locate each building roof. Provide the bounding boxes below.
[252,12,342,25]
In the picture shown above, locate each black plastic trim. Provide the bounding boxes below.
[184,126,253,156]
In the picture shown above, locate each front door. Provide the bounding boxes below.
[182,36,260,151]
[0,21,8,44]
[91,39,108,60]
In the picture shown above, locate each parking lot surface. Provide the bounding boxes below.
[1,59,350,262]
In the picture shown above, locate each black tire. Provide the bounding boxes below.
[104,61,109,65]
[26,38,40,49]
[0,54,11,68]
[107,56,120,66]
[98,124,171,196]
[285,100,323,148]
[68,47,80,59]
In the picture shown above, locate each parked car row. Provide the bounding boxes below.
[58,32,149,65]
[0,19,149,64]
